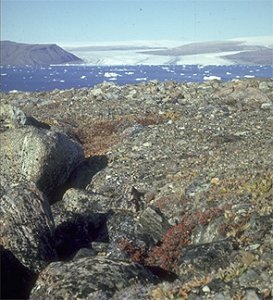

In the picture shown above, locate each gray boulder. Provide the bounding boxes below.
[106,207,170,261]
[0,126,84,201]
[30,256,159,299]
[0,179,56,272]
[0,104,50,130]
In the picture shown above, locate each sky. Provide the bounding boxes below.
[1,0,272,45]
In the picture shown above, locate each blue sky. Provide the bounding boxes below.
[1,0,272,44]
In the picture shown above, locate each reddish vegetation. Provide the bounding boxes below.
[118,206,228,272]
[145,207,226,271]
[73,113,166,156]
[118,239,147,264]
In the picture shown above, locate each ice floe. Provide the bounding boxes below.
[104,72,121,78]
[203,75,221,81]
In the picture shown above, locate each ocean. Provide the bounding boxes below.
[1,64,272,93]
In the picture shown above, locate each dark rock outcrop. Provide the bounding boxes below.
[0,40,84,66]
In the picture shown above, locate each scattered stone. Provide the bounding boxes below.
[0,78,272,299]
[261,102,273,110]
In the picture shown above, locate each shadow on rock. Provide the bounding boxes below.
[49,155,108,204]
[53,212,109,260]
[69,155,108,189]
[1,245,37,300]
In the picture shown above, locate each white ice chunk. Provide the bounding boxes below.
[135,77,147,81]
[104,72,121,78]
[203,75,221,81]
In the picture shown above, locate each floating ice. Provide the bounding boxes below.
[125,71,134,75]
[244,75,255,78]
[60,80,65,82]
[203,75,221,81]
[135,77,147,81]
[226,72,232,75]
[104,72,121,78]
[80,75,87,79]
[1,73,7,76]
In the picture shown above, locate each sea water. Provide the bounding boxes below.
[0,64,272,93]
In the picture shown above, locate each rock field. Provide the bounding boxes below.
[0,78,273,299]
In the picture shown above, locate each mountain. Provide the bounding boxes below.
[0,41,83,66]
[65,36,273,66]
[222,48,273,65]
[139,40,265,56]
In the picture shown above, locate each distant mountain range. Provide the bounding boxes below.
[66,36,273,66]
[1,37,272,66]
[0,41,83,66]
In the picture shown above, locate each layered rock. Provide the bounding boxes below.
[0,179,56,272]
[0,179,56,299]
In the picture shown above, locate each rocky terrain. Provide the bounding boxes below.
[0,41,83,66]
[1,78,273,299]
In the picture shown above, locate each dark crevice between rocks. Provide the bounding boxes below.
[48,155,108,204]
[1,245,38,300]
[146,266,178,282]
[53,212,110,261]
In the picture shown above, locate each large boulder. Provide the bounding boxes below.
[0,179,56,272]
[30,256,159,299]
[0,126,84,200]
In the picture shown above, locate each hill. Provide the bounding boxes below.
[65,36,273,65]
[0,41,83,66]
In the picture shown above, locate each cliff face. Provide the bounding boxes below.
[0,41,84,66]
